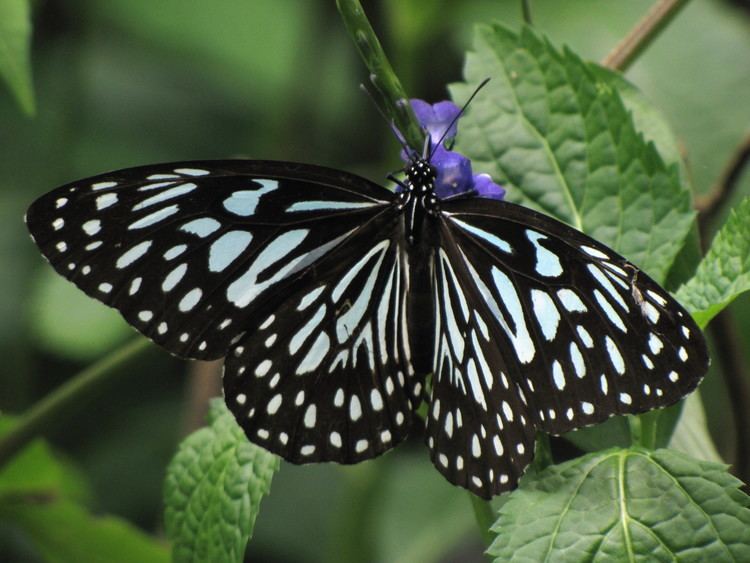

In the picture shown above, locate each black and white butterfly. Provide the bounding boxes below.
[26,152,708,498]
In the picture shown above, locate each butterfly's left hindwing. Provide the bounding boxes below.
[224,230,423,464]
[25,161,393,360]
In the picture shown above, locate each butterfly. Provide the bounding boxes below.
[25,130,708,499]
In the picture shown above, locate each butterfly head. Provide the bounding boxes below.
[405,157,437,194]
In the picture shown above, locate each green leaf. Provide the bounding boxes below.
[488,448,750,562]
[0,499,169,563]
[676,197,750,328]
[28,270,131,361]
[669,393,722,464]
[164,399,279,563]
[451,24,695,283]
[0,417,89,503]
[0,0,34,114]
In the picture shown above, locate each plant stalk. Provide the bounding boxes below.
[602,0,692,72]
[336,0,424,150]
[0,338,150,469]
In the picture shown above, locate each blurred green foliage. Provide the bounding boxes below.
[2,1,750,561]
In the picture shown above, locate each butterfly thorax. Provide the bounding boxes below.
[398,157,439,245]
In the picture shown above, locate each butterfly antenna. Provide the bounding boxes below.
[427,77,491,161]
[359,82,416,160]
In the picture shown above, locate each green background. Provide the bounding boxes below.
[2,1,749,561]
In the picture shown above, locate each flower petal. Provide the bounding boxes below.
[472,173,506,200]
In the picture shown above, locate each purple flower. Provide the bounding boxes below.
[405,99,505,200]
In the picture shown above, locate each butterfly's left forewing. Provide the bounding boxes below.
[25,160,394,361]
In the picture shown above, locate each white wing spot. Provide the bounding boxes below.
[493,435,504,456]
[502,401,513,422]
[472,435,481,457]
[267,394,282,415]
[582,402,594,415]
[95,193,118,210]
[98,282,112,294]
[329,432,342,448]
[81,219,102,237]
[669,371,679,382]
[647,289,668,306]
[380,430,392,443]
[138,310,153,322]
[174,168,209,176]
[164,244,187,260]
[349,395,362,422]
[52,218,64,230]
[531,289,560,341]
[304,404,317,428]
[605,336,626,375]
[269,373,280,388]
[570,342,586,378]
[222,180,277,216]
[157,322,168,335]
[557,289,588,313]
[236,393,247,405]
[116,240,152,269]
[301,445,316,456]
[162,263,187,292]
[577,325,594,348]
[619,392,632,405]
[552,360,566,390]
[581,245,608,259]
[678,347,688,362]
[180,217,221,238]
[179,288,203,312]
[355,439,369,453]
[648,333,664,355]
[260,314,275,330]
[370,389,384,411]
[209,231,253,273]
[600,374,609,395]
[526,230,563,277]
[594,290,627,332]
[334,388,344,407]
[255,359,272,378]
[91,181,117,190]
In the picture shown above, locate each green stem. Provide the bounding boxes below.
[469,493,496,547]
[336,0,424,150]
[0,338,150,469]
[534,433,553,470]
[601,0,692,72]
[521,0,533,25]
[628,412,659,450]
